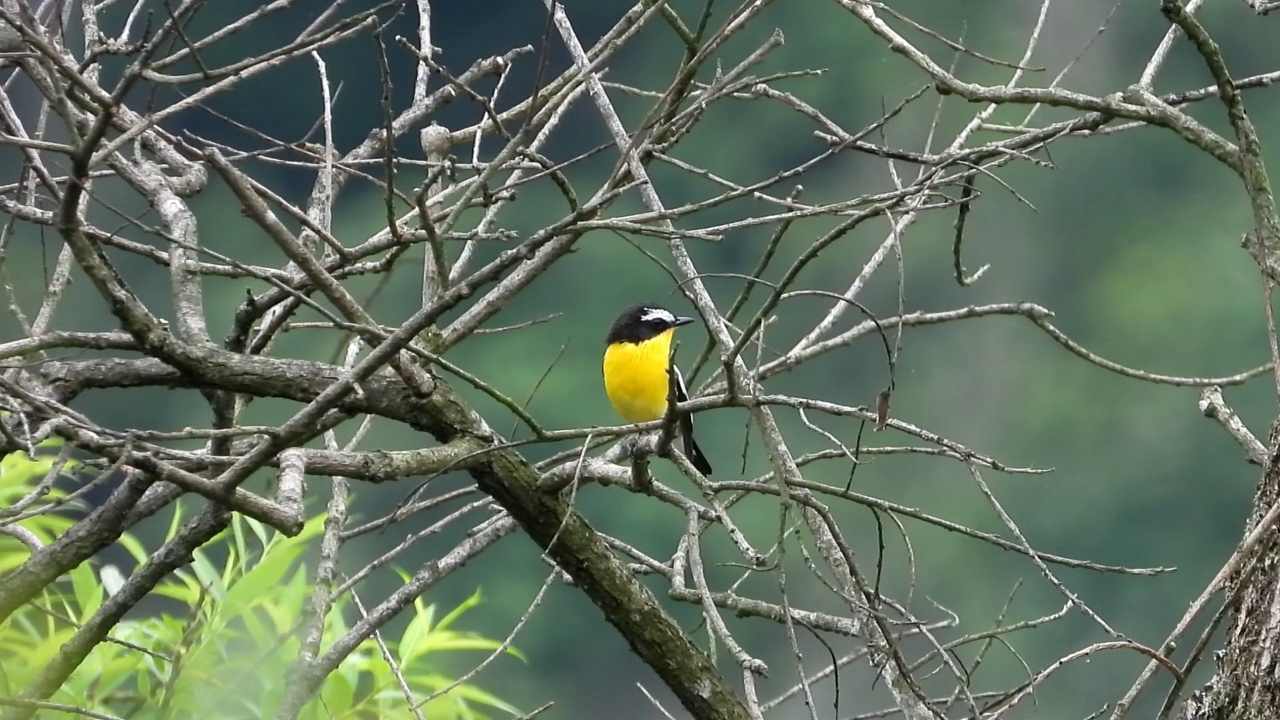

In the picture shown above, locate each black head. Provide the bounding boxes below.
[607,304,694,344]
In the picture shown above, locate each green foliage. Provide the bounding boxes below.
[0,450,520,719]
[0,440,79,573]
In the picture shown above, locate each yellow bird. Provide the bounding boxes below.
[602,304,712,475]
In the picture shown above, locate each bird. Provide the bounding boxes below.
[603,303,713,475]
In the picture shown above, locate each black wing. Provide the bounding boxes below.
[671,365,713,475]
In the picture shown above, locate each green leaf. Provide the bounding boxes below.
[413,672,523,716]
[320,666,356,715]
[398,590,524,665]
[88,647,136,701]
[0,504,518,720]
[263,566,310,633]
[398,603,431,666]
[69,561,104,621]
[434,588,483,633]
[0,450,54,488]
[448,681,523,716]
[419,635,511,657]
[135,660,151,700]
[117,533,150,565]
[0,538,32,574]
[27,627,75,673]
[243,513,272,550]
[164,500,185,542]
[153,567,203,606]
[230,513,252,579]
[221,539,307,617]
[190,548,226,603]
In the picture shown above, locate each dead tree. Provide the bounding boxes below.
[1,1,1279,718]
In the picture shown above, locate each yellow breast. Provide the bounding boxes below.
[603,330,674,423]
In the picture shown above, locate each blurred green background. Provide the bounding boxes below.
[6,0,1280,717]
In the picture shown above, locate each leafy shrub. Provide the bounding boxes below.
[1,449,520,719]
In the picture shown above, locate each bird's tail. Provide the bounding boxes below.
[681,418,713,476]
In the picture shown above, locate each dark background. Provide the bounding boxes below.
[5,1,1280,718]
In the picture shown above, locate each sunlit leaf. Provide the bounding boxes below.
[100,564,127,597]
[69,561,104,621]
[434,588,483,633]
[190,548,226,603]
[117,533,150,565]
[221,539,307,616]
[321,666,356,715]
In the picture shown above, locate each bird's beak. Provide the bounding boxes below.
[674,316,695,327]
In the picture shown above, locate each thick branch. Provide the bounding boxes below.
[32,347,747,720]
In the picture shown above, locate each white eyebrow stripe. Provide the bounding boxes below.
[639,307,676,324]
